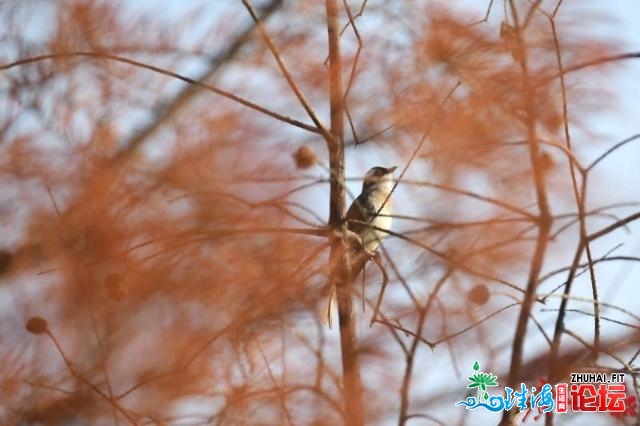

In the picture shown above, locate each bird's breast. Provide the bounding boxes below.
[362,190,392,251]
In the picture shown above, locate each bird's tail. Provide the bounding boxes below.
[320,251,369,328]
[321,284,337,328]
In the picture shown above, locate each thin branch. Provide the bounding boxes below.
[542,309,640,331]
[432,302,520,346]
[339,0,370,36]
[588,211,640,242]
[117,321,236,400]
[252,332,294,425]
[341,0,363,46]
[521,0,544,30]
[241,0,331,140]
[551,0,564,17]
[342,0,364,144]
[398,270,452,425]
[501,138,585,173]
[564,329,638,379]
[45,331,138,424]
[45,184,119,424]
[352,222,526,295]
[376,302,521,349]
[399,179,535,220]
[378,243,421,311]
[547,12,600,363]
[587,134,640,172]
[381,82,461,219]
[113,0,284,160]
[549,51,640,81]
[467,0,495,26]
[369,253,390,327]
[0,52,320,134]
[540,256,640,289]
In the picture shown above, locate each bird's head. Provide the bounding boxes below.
[362,165,397,192]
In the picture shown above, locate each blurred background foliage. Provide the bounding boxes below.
[1,0,639,424]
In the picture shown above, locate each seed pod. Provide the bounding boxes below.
[293,145,317,169]
[467,284,490,305]
[25,317,48,335]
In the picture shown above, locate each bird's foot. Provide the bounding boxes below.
[366,250,381,264]
[344,229,365,250]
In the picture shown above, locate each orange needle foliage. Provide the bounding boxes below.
[1,1,639,425]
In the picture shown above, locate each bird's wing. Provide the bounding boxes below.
[345,192,376,234]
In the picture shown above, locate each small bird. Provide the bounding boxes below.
[345,165,397,254]
[323,166,397,326]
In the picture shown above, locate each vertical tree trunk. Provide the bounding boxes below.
[325,1,364,425]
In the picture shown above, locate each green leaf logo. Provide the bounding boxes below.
[467,361,499,402]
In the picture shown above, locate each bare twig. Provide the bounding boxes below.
[400,179,536,219]
[242,0,331,140]
[114,0,284,160]
[382,82,461,218]
[587,134,640,172]
[368,252,390,326]
[0,52,320,135]
[398,270,452,425]
[339,0,370,36]
[45,185,119,425]
[548,52,640,82]
[342,0,364,144]
[45,331,138,424]
[546,15,600,386]
[468,0,495,26]
[588,211,640,242]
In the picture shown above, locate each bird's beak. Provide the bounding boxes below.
[385,166,398,174]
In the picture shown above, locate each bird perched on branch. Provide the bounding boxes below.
[324,166,397,326]
[344,165,397,254]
